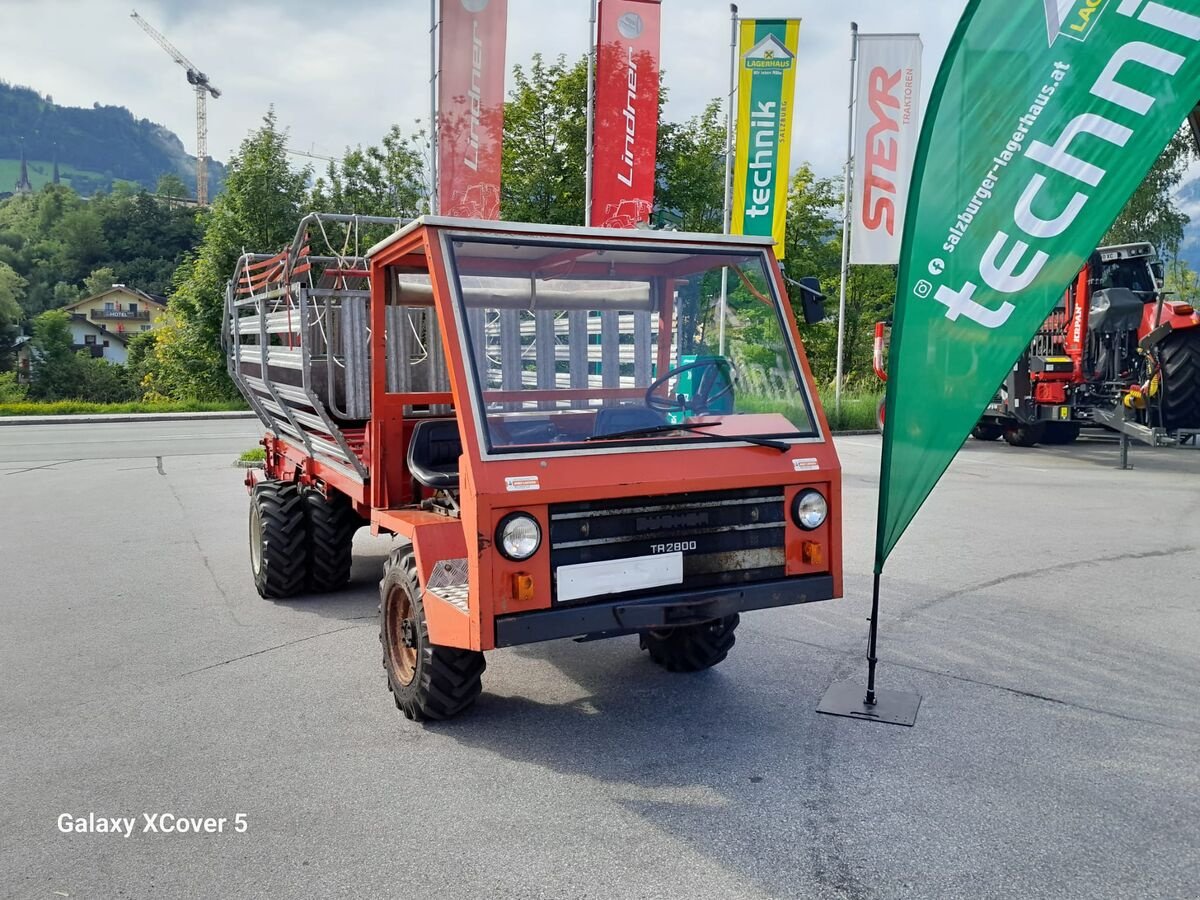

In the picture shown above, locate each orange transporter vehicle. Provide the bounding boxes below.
[225,215,842,720]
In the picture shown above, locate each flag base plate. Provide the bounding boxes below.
[816,679,921,727]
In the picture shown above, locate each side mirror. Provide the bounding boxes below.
[1151,261,1165,285]
[795,276,827,324]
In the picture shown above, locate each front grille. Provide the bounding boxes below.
[548,486,786,603]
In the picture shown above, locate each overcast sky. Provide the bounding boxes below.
[1,0,968,178]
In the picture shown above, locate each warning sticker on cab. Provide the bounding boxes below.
[505,475,541,492]
[792,458,820,472]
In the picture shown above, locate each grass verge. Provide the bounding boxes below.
[739,388,882,433]
[0,400,247,417]
[238,447,266,463]
[816,387,883,432]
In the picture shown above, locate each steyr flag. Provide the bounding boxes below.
[731,19,800,258]
[438,0,509,219]
[591,0,662,228]
[850,35,923,265]
[877,0,1200,571]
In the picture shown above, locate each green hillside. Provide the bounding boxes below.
[0,80,224,197]
[0,159,113,195]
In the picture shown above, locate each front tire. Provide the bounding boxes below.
[1158,329,1200,432]
[249,481,308,599]
[640,615,739,672]
[379,550,485,721]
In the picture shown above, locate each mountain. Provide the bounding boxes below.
[0,80,224,197]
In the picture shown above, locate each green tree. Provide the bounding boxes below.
[153,111,310,399]
[27,309,82,400]
[312,125,428,220]
[1165,257,1200,303]
[1105,127,1196,255]
[156,173,189,198]
[84,266,117,297]
[656,100,727,233]
[0,261,26,370]
[502,54,589,225]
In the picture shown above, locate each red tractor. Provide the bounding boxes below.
[973,242,1200,447]
[872,242,1200,447]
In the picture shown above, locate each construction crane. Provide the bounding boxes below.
[130,10,221,205]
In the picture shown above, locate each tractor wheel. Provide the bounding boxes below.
[1042,423,1081,445]
[971,421,1004,441]
[1158,329,1200,432]
[379,550,486,721]
[305,488,362,593]
[1003,422,1045,447]
[640,614,739,673]
[249,481,308,599]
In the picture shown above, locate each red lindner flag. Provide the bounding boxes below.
[438,0,509,220]
[591,0,662,228]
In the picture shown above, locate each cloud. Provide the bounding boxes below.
[1,0,965,177]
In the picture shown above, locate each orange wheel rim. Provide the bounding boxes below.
[388,587,417,687]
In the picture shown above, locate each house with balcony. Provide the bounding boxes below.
[58,285,168,364]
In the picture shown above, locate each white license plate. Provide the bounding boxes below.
[556,552,683,603]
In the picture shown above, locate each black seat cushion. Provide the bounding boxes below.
[407,419,462,489]
[592,406,666,437]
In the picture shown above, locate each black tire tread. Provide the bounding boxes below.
[305,488,362,593]
[641,614,739,673]
[250,481,308,599]
[1003,423,1044,447]
[1158,329,1200,432]
[971,421,1003,442]
[379,550,485,721]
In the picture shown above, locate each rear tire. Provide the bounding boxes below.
[379,550,485,721]
[1158,329,1200,432]
[1003,422,1045,447]
[640,615,739,672]
[305,488,362,593]
[971,421,1003,441]
[249,481,308,598]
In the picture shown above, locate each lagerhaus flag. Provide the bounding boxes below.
[731,18,801,258]
[877,0,1200,572]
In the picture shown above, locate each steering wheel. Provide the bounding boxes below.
[645,358,738,414]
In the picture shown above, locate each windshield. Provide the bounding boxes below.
[443,235,818,454]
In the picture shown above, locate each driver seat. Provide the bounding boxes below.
[407,419,462,489]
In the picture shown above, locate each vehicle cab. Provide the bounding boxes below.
[368,218,841,649]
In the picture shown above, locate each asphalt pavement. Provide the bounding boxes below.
[1,420,1198,899]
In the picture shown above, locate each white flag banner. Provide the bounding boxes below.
[850,34,922,265]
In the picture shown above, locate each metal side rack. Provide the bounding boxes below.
[223,213,409,482]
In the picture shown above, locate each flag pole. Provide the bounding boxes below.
[719,3,738,356]
[834,22,858,417]
[816,566,920,726]
[864,571,882,704]
[584,0,598,227]
[429,0,440,215]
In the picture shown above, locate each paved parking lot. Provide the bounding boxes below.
[2,419,1198,899]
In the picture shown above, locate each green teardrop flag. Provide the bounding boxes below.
[876,0,1200,573]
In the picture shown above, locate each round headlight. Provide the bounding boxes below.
[497,513,541,561]
[792,489,828,530]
